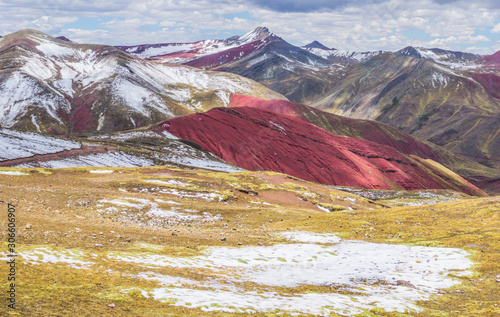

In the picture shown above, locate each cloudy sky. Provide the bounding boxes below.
[1,0,500,53]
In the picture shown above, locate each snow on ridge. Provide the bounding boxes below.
[133,43,193,59]
[238,27,272,44]
[0,128,81,161]
[36,41,76,58]
[305,47,384,62]
[89,130,161,141]
[14,151,154,168]
[110,77,171,117]
[415,48,481,70]
[2,33,277,130]
[430,71,449,88]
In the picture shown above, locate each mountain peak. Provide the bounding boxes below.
[56,36,74,43]
[239,26,275,43]
[304,40,333,50]
[395,46,421,58]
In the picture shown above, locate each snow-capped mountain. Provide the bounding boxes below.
[0,29,283,134]
[395,46,482,70]
[117,27,279,68]
[302,41,385,63]
[118,27,334,104]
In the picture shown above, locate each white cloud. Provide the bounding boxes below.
[100,18,157,30]
[31,16,78,33]
[427,35,491,47]
[491,23,500,33]
[464,46,494,54]
[0,0,499,52]
[59,28,112,44]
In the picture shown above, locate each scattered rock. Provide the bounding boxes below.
[25,224,32,229]
[396,280,416,289]
[221,237,226,241]
[237,242,243,245]
[95,244,103,247]
[108,303,115,308]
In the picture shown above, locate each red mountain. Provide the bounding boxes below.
[230,94,438,160]
[154,107,485,195]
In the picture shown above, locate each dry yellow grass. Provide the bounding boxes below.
[0,166,498,316]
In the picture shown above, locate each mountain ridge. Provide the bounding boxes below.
[0,29,284,134]
[155,106,485,195]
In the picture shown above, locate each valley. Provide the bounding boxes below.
[0,25,499,317]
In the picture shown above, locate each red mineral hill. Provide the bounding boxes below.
[155,106,483,195]
[229,94,438,160]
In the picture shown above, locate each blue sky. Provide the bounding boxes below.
[1,0,500,53]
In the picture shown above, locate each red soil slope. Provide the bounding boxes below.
[184,38,277,69]
[472,73,500,100]
[155,107,484,195]
[230,94,438,160]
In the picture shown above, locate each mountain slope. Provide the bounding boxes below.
[154,106,484,195]
[230,94,437,159]
[309,52,500,164]
[0,127,243,172]
[0,29,283,134]
[230,95,500,194]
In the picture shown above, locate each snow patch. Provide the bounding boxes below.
[108,231,473,315]
[99,197,221,222]
[89,170,114,174]
[14,151,154,168]
[20,247,93,269]
[279,231,342,244]
[0,128,81,161]
[144,179,189,187]
[0,170,29,175]
[133,44,193,59]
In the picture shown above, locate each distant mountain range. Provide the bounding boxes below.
[114,27,499,169]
